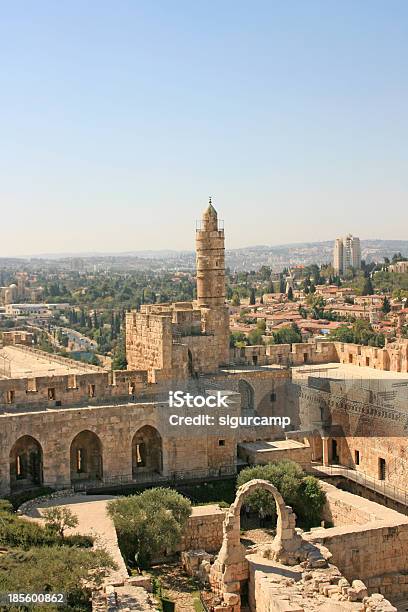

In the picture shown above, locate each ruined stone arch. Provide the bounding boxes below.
[225,478,292,553]
[238,379,254,411]
[70,429,103,484]
[210,479,300,600]
[132,425,163,478]
[9,435,43,491]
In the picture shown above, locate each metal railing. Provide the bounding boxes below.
[70,467,237,492]
[310,463,408,507]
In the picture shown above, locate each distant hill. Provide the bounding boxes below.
[1,239,407,272]
[225,239,408,271]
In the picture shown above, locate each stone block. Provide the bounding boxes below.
[351,580,367,600]
[223,593,240,606]
[127,576,152,591]
[347,588,358,601]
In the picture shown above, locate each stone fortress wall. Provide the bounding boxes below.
[0,351,148,412]
[1,332,407,495]
[0,390,241,495]
[305,481,408,600]
[230,338,408,374]
[4,336,405,433]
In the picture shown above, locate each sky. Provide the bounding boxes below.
[0,1,407,256]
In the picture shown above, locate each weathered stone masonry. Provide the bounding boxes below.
[0,396,240,494]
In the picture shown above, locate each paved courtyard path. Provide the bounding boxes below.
[23,494,128,586]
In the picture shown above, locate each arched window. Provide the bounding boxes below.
[132,426,162,478]
[70,430,103,484]
[238,380,254,411]
[9,435,43,491]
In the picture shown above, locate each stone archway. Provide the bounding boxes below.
[9,435,43,491]
[209,479,301,604]
[132,425,163,479]
[70,430,103,485]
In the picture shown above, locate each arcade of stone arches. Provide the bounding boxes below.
[8,425,163,491]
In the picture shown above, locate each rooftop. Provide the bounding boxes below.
[0,345,99,379]
[239,439,308,453]
[292,362,408,381]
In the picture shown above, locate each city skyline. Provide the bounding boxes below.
[1,236,407,261]
[1,1,408,256]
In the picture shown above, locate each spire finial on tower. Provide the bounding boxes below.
[202,197,218,230]
[203,197,217,218]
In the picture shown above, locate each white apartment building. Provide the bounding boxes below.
[333,235,361,274]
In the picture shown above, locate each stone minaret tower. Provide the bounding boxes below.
[196,199,226,308]
[196,199,230,365]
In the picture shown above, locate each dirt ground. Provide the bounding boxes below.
[147,531,275,611]
[149,563,210,612]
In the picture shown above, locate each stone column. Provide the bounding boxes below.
[322,437,330,467]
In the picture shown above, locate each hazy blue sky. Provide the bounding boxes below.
[1,1,407,256]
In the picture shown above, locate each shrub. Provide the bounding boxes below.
[0,546,115,610]
[237,461,326,529]
[64,534,94,548]
[108,487,191,568]
[0,514,58,549]
[0,511,92,550]
[42,506,79,538]
[0,499,13,514]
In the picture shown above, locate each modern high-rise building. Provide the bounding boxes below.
[351,236,361,269]
[333,235,361,274]
[333,239,344,276]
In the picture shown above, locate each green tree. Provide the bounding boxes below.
[89,354,101,366]
[42,506,79,538]
[259,266,272,281]
[237,461,326,529]
[230,331,248,348]
[382,296,391,314]
[307,295,326,319]
[257,319,266,333]
[298,305,307,319]
[231,293,241,307]
[329,319,385,348]
[247,328,264,345]
[287,287,294,301]
[328,324,354,343]
[266,280,274,294]
[279,276,285,293]
[361,277,374,296]
[270,323,302,345]
[249,288,256,305]
[112,334,127,370]
[108,488,191,568]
